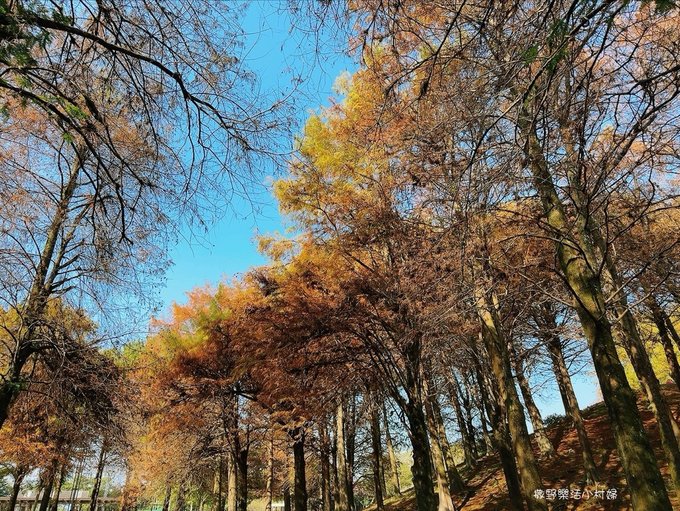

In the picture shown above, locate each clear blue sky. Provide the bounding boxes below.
[155,2,600,419]
[158,3,354,314]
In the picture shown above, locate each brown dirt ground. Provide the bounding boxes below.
[367,384,680,510]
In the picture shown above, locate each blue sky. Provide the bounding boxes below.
[155,3,600,418]
[158,3,354,313]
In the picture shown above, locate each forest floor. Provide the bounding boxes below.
[367,385,680,510]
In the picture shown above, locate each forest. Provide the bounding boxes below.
[2,1,680,511]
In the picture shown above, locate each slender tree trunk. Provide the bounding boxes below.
[423,397,457,511]
[537,306,598,484]
[423,378,465,494]
[666,314,680,353]
[175,483,186,511]
[444,371,477,468]
[89,441,108,511]
[283,487,291,511]
[265,436,274,511]
[50,462,67,511]
[31,479,44,511]
[470,363,494,455]
[457,381,479,460]
[609,282,680,493]
[335,402,350,511]
[227,451,237,511]
[38,461,58,511]
[510,345,555,458]
[383,404,401,496]
[521,110,672,510]
[236,445,248,511]
[0,150,86,428]
[345,397,356,511]
[162,486,172,511]
[648,296,680,391]
[319,423,332,511]
[401,339,438,511]
[476,358,523,511]
[9,467,27,511]
[369,404,385,510]
[474,281,546,511]
[404,399,439,511]
[291,428,308,511]
[493,421,524,511]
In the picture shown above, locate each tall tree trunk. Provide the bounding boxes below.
[162,486,172,511]
[38,460,58,511]
[50,456,68,511]
[383,404,401,496]
[265,436,274,511]
[510,345,555,458]
[474,281,546,511]
[319,423,332,511]
[283,487,291,511]
[236,444,248,511]
[345,396,356,511]
[291,428,308,511]
[444,371,477,468]
[476,358,523,511]
[537,306,598,484]
[31,479,44,511]
[648,296,680,391]
[423,398,457,511]
[335,402,350,511]
[612,292,680,493]
[227,451,237,511]
[0,150,86,428]
[666,314,680,353]
[175,483,186,511]
[369,403,385,510]
[424,378,465,494]
[89,441,108,511]
[470,363,494,455]
[9,467,27,511]
[521,110,672,510]
[403,400,439,511]
[402,340,438,511]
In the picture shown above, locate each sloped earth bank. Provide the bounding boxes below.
[366,385,680,510]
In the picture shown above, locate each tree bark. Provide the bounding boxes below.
[401,339,438,511]
[444,371,477,468]
[404,400,439,511]
[648,296,680,391]
[475,357,523,511]
[345,397,356,511]
[0,150,86,428]
[283,487,291,511]
[9,467,27,511]
[236,444,248,511]
[369,403,385,510]
[38,460,58,511]
[537,306,598,484]
[319,422,332,511]
[335,402,350,511]
[521,109,672,510]
[290,428,308,511]
[227,451,237,511]
[382,404,401,497]
[474,281,546,511]
[162,486,172,511]
[265,436,274,511]
[666,314,680,353]
[510,345,555,458]
[424,378,465,494]
[89,440,108,511]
